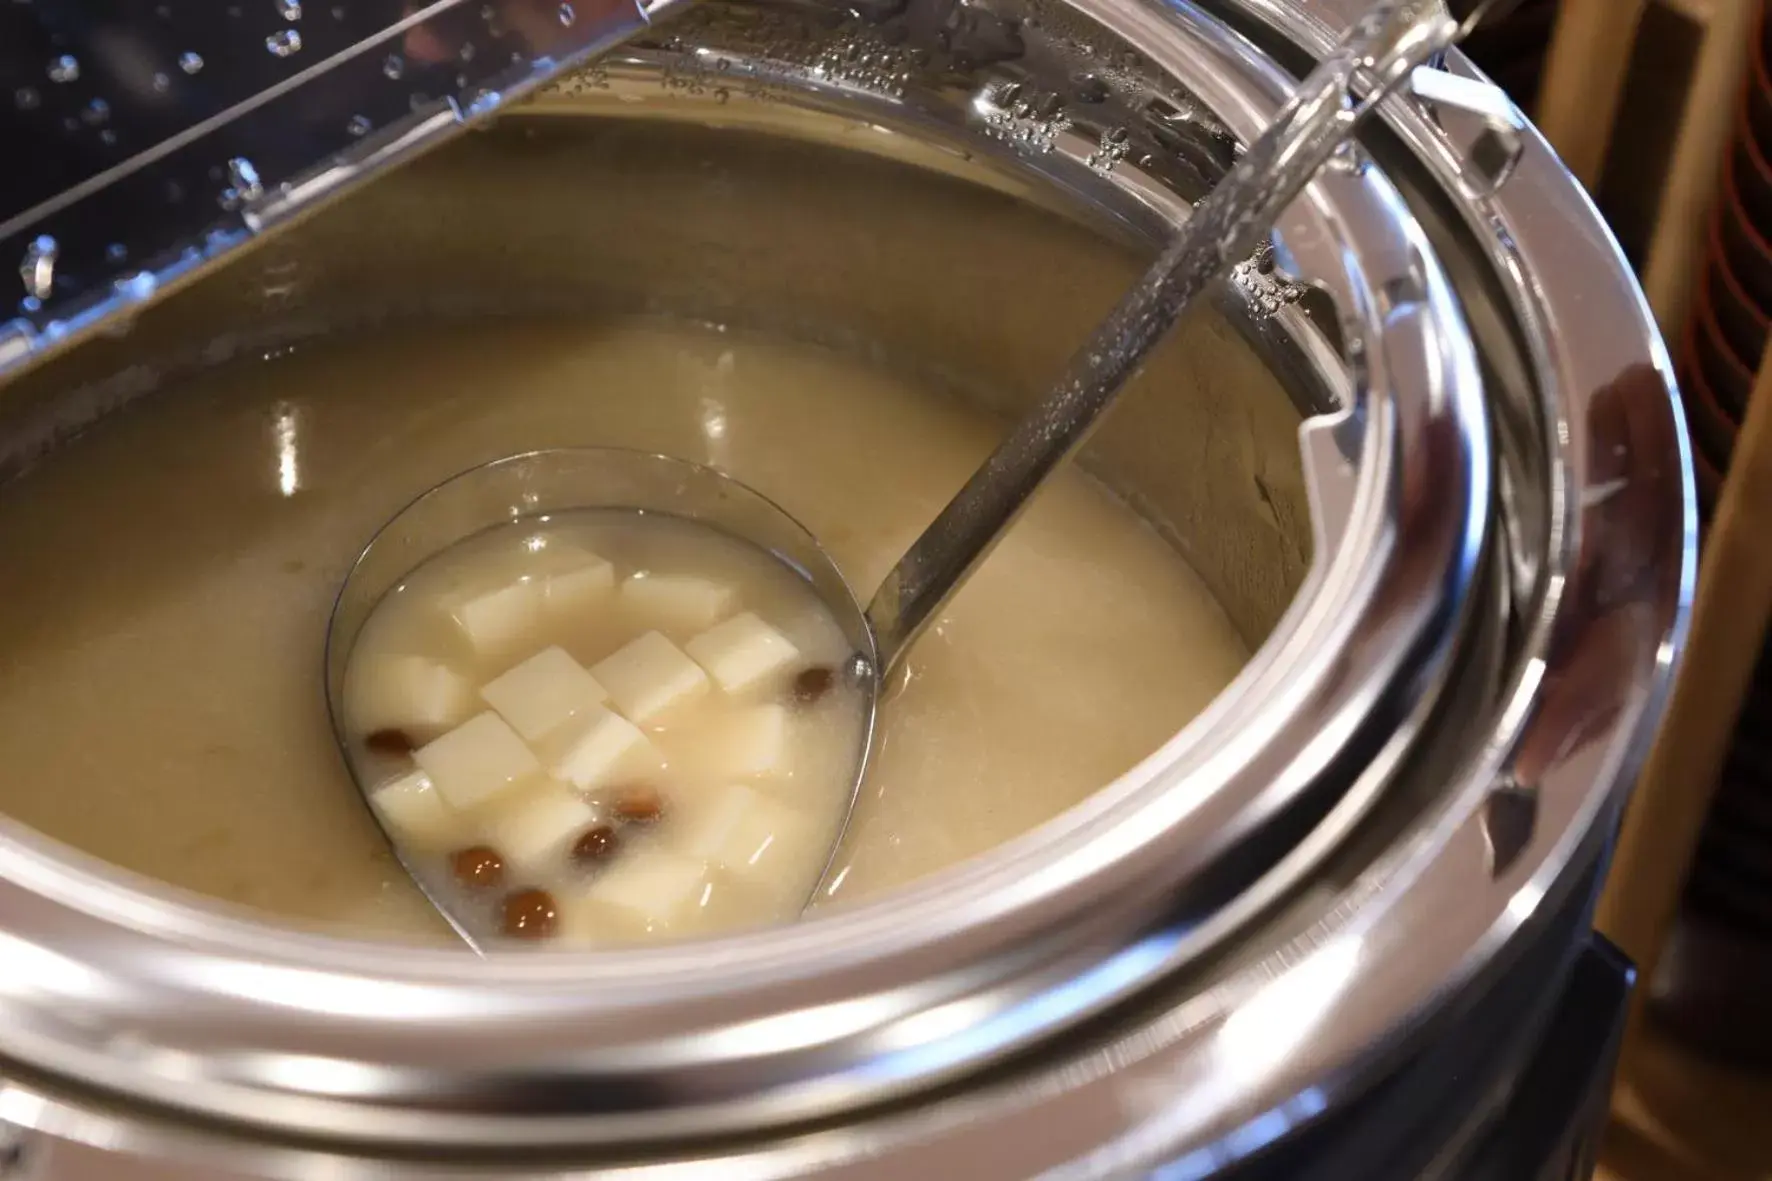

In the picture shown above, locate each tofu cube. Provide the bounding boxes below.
[619,573,735,634]
[591,631,709,723]
[546,705,661,791]
[674,704,791,779]
[483,780,597,870]
[480,646,608,743]
[448,577,543,656]
[584,851,711,930]
[678,783,811,875]
[413,712,541,811]
[369,768,462,850]
[347,654,476,743]
[541,545,616,619]
[686,612,802,694]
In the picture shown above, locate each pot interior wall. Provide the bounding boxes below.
[2,115,1316,645]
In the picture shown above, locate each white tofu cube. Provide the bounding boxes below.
[448,577,543,655]
[483,780,597,869]
[678,783,811,875]
[546,705,661,791]
[619,573,735,634]
[479,646,608,743]
[591,631,710,723]
[541,545,616,619]
[674,704,791,779]
[369,768,462,850]
[686,612,802,694]
[347,654,475,742]
[584,851,711,929]
[413,712,541,811]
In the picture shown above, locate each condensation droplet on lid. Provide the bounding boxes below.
[558,2,575,25]
[179,51,205,74]
[151,72,171,92]
[20,236,58,302]
[81,98,110,125]
[383,53,404,79]
[266,29,302,56]
[331,5,345,17]
[14,88,40,111]
[459,41,476,62]
[276,0,302,19]
[106,243,128,263]
[220,156,265,210]
[346,114,371,136]
[47,55,80,83]
[155,4,172,17]
[99,129,117,145]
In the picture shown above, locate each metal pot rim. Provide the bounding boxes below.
[0,0,1688,1172]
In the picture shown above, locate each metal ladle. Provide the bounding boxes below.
[327,0,1512,950]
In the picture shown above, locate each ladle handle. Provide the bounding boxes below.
[864,0,1483,672]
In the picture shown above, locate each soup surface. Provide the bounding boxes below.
[341,509,867,944]
[0,317,1249,942]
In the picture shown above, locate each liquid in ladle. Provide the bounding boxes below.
[340,510,867,946]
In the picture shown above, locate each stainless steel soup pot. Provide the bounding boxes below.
[0,0,1693,1177]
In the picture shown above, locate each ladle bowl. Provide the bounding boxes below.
[323,447,877,948]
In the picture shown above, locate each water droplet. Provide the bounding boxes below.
[266,28,302,56]
[1328,141,1363,175]
[155,4,172,18]
[117,271,158,302]
[459,41,476,62]
[179,51,205,74]
[276,0,301,18]
[99,129,117,145]
[14,87,40,111]
[382,53,404,79]
[47,55,79,83]
[1074,73,1107,104]
[331,5,345,17]
[81,97,110,125]
[346,114,371,136]
[558,2,574,25]
[106,243,128,263]
[20,236,58,301]
[408,90,430,112]
[151,71,171,92]
[220,156,264,209]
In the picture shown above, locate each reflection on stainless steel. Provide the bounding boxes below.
[0,0,1690,1176]
[271,402,301,497]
